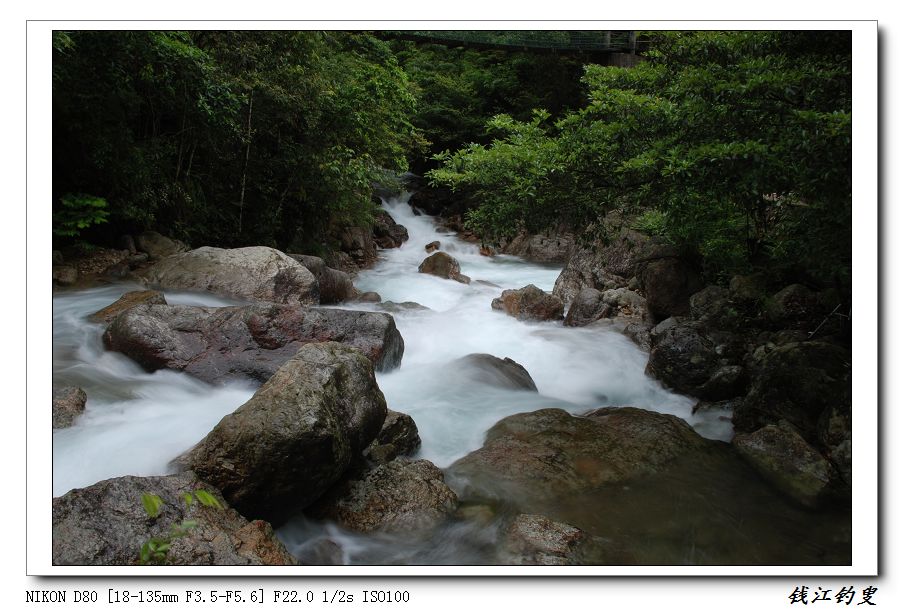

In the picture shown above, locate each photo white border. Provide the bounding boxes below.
[25,18,878,578]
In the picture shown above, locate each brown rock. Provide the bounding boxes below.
[418,251,470,284]
[52,386,87,429]
[176,342,388,524]
[89,290,167,324]
[491,285,563,321]
[103,303,404,384]
[309,459,457,534]
[52,472,296,565]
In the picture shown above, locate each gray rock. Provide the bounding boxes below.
[501,229,575,263]
[622,322,652,351]
[552,211,651,304]
[373,211,409,249]
[447,407,709,506]
[418,252,470,284]
[646,321,720,396]
[135,231,189,261]
[765,284,819,328]
[103,303,404,384]
[52,386,87,429]
[729,273,771,303]
[89,290,167,324]
[566,287,648,326]
[499,514,589,565]
[176,342,388,524]
[288,254,356,304]
[356,291,382,303]
[143,246,319,305]
[308,459,457,534]
[52,472,296,565]
[425,240,440,253]
[491,285,563,321]
[375,301,430,313]
[734,341,850,441]
[733,424,837,508]
[364,410,422,464]
[448,353,538,391]
[697,365,746,402]
[637,243,704,322]
[53,265,78,286]
[339,226,378,267]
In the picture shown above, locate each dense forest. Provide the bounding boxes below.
[53,30,851,294]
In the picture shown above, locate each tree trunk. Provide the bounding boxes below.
[238,89,254,235]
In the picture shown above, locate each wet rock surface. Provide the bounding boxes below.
[143,246,319,305]
[53,386,88,429]
[103,302,404,383]
[418,251,470,284]
[491,285,564,321]
[308,459,457,534]
[52,472,296,565]
[175,342,387,524]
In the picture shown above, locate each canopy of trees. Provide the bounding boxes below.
[428,31,852,287]
[53,31,420,251]
[53,30,852,292]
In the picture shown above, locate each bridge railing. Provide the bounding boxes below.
[379,30,642,54]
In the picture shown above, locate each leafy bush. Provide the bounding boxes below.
[52,193,109,238]
[138,489,223,565]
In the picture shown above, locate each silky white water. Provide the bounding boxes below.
[52,286,256,496]
[48,196,842,566]
[353,197,727,466]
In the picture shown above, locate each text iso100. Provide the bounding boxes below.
[362,590,410,603]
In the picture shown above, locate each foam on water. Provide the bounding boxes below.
[351,197,715,466]
[52,285,255,496]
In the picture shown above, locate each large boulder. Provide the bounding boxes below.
[499,514,589,565]
[501,229,575,263]
[491,285,564,321]
[103,303,404,383]
[176,342,387,524]
[552,211,652,304]
[734,341,850,442]
[764,284,820,329]
[637,242,704,322]
[733,424,838,508]
[646,319,746,401]
[52,473,295,565]
[564,287,648,327]
[364,410,422,465]
[373,211,409,249]
[135,231,189,261]
[338,226,378,267]
[308,459,457,534]
[89,290,167,324]
[52,386,87,429]
[418,252,470,284]
[448,353,538,391]
[287,254,356,304]
[143,246,319,305]
[447,407,709,506]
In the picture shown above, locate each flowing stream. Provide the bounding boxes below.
[52,196,848,566]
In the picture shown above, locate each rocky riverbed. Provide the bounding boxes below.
[51,194,851,567]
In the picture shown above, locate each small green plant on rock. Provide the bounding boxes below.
[138,489,223,565]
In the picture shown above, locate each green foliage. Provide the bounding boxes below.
[53,31,421,249]
[138,489,223,565]
[428,31,851,286]
[632,209,668,237]
[388,39,587,173]
[52,194,109,238]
